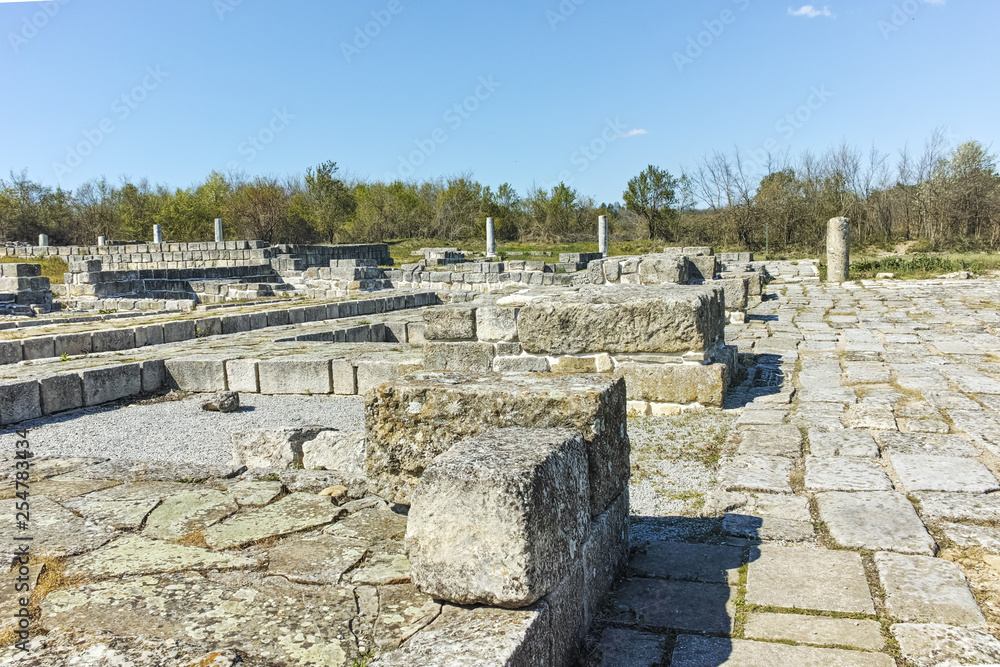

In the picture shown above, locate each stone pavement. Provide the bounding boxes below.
[588,277,1000,666]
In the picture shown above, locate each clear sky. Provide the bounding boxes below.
[1,0,996,204]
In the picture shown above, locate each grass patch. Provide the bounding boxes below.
[850,253,1000,280]
[0,255,68,284]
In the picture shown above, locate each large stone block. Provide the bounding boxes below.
[40,374,83,414]
[423,342,495,373]
[0,340,22,365]
[687,255,719,280]
[302,430,366,479]
[140,359,166,393]
[53,333,92,357]
[163,320,196,343]
[164,357,228,392]
[231,427,329,469]
[423,306,476,341]
[258,358,332,394]
[356,358,423,395]
[637,255,686,284]
[516,285,724,355]
[80,364,142,406]
[616,361,729,407]
[406,428,590,608]
[133,324,164,348]
[226,359,259,393]
[476,307,519,342]
[717,276,749,311]
[0,380,41,425]
[21,336,55,360]
[365,372,629,515]
[91,328,136,353]
[582,489,630,629]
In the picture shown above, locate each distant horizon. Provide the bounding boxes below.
[2,1,996,204]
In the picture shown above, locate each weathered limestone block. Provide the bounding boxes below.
[355,357,423,395]
[0,340,21,365]
[53,332,93,357]
[423,306,476,341]
[0,380,41,425]
[365,372,628,515]
[687,255,719,281]
[225,359,259,393]
[493,355,550,373]
[406,428,590,608]
[516,285,724,355]
[717,276,750,311]
[80,364,142,406]
[162,320,196,343]
[423,342,495,373]
[40,374,83,414]
[616,361,728,407]
[140,359,165,393]
[231,427,329,469]
[21,336,55,360]
[637,254,686,284]
[164,357,227,392]
[257,358,332,394]
[476,306,519,342]
[302,430,366,478]
[91,328,136,353]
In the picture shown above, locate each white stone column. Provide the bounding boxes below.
[215,218,224,243]
[486,217,496,258]
[826,217,850,282]
[98,236,106,246]
[598,215,609,257]
[153,225,163,244]
[38,234,49,247]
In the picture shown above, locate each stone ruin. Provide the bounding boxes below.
[0,233,775,664]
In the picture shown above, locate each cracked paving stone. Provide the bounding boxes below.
[746,545,875,614]
[914,492,1000,523]
[589,628,667,667]
[323,507,408,547]
[0,478,118,503]
[218,479,283,507]
[891,623,1000,667]
[843,404,897,430]
[940,522,1000,554]
[0,563,44,634]
[744,613,884,651]
[792,402,846,430]
[735,425,803,457]
[898,418,951,434]
[875,552,987,628]
[808,428,879,457]
[815,491,936,555]
[142,489,239,541]
[40,571,358,666]
[889,454,1000,494]
[722,493,814,542]
[373,583,442,652]
[734,408,788,426]
[671,635,894,667]
[351,553,411,586]
[0,456,108,483]
[204,492,341,550]
[874,431,980,457]
[628,541,742,584]
[805,456,894,492]
[606,578,735,634]
[60,497,160,531]
[718,456,793,493]
[262,532,367,585]
[0,496,113,561]
[54,460,243,483]
[64,535,263,580]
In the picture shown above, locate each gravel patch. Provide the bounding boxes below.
[14,394,366,466]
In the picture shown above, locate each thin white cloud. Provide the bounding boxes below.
[619,129,648,138]
[788,5,835,18]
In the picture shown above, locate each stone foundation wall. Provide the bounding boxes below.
[272,243,391,268]
[0,263,53,315]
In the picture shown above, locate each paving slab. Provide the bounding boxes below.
[221,479,283,506]
[874,431,980,457]
[64,535,262,580]
[719,455,793,493]
[744,612,884,650]
[940,522,1000,554]
[261,533,369,585]
[746,545,875,614]
[843,404,897,430]
[722,493,814,542]
[203,492,341,550]
[735,425,803,457]
[805,456,894,492]
[373,583,442,652]
[142,489,239,540]
[606,578,735,634]
[889,454,1000,493]
[875,551,986,628]
[60,497,160,530]
[808,428,879,457]
[0,495,114,560]
[628,541,742,585]
[815,491,936,555]
[671,635,894,667]
[351,553,412,586]
[891,623,1000,667]
[915,492,1000,523]
[589,628,667,667]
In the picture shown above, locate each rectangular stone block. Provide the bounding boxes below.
[406,427,590,607]
[163,320,196,343]
[0,340,22,365]
[476,307,519,342]
[332,359,357,395]
[226,359,260,393]
[0,380,41,425]
[582,489,629,629]
[423,306,476,341]
[0,263,40,277]
[193,317,222,338]
[717,276,749,311]
[248,312,268,330]
[266,309,290,327]
[80,363,141,406]
[257,358,332,394]
[288,307,307,324]
[40,374,83,414]
[423,342,495,373]
[356,359,423,395]
[53,333,92,358]
[90,328,135,353]
[616,361,729,407]
[221,314,251,334]
[365,373,629,515]
[517,285,724,355]
[493,355,550,373]
[687,255,719,280]
[140,359,165,393]
[407,322,426,344]
[22,336,56,360]
[164,357,228,392]
[133,325,164,348]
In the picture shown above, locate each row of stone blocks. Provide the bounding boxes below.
[418,285,732,407]
[5,240,271,257]
[392,270,578,290]
[0,292,440,366]
[68,249,272,271]
[272,243,392,268]
[0,263,52,308]
[365,373,631,664]
[585,253,717,285]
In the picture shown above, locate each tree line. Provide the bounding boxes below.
[2,130,997,253]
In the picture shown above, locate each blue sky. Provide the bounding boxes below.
[1,0,995,204]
